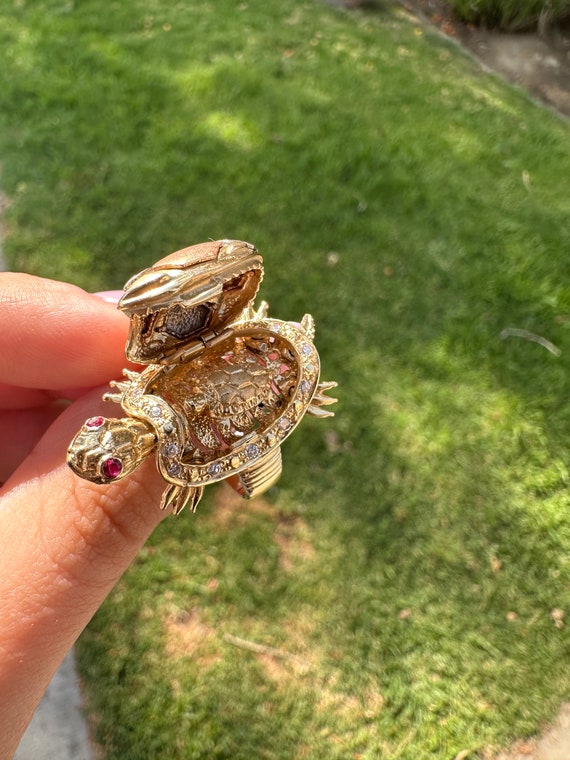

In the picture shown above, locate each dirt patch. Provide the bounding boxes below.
[274,515,316,572]
[211,482,275,528]
[244,635,384,724]
[224,610,321,685]
[212,483,317,573]
[316,677,385,721]
[256,650,310,682]
[164,605,220,666]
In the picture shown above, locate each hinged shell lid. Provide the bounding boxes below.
[118,240,263,364]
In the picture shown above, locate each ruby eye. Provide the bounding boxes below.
[85,416,105,429]
[101,457,123,480]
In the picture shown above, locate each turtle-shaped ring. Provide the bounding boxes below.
[67,240,337,515]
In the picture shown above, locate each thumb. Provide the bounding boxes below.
[0,388,169,753]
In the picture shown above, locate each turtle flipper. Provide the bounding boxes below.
[226,447,282,499]
[161,484,205,515]
[308,381,338,418]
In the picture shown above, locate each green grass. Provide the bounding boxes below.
[2,1,570,758]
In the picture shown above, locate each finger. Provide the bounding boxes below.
[0,388,168,752]
[0,384,103,410]
[0,403,66,481]
[0,273,131,390]
[0,384,52,409]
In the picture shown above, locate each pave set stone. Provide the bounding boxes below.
[162,442,179,458]
[167,462,183,477]
[245,443,260,459]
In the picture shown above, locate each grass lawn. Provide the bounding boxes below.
[1,1,570,758]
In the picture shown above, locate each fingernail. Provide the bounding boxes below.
[94,290,123,304]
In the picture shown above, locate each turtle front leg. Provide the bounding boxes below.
[103,368,142,405]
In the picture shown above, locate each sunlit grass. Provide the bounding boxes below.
[1,0,570,758]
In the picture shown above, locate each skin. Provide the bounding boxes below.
[0,273,167,758]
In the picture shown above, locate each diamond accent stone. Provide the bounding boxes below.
[101,457,123,480]
[301,343,312,356]
[149,405,162,418]
[279,418,292,431]
[162,442,179,458]
[208,462,222,477]
[167,462,183,477]
[245,443,260,459]
[300,380,311,392]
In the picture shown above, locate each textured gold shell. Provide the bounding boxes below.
[118,317,320,489]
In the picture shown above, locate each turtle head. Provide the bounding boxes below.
[67,416,156,484]
[118,240,263,364]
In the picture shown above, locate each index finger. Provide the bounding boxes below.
[0,273,131,390]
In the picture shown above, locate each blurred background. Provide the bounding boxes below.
[2,1,570,758]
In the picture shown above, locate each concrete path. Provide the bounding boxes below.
[14,652,93,760]
[495,704,570,760]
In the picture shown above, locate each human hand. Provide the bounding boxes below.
[0,273,167,757]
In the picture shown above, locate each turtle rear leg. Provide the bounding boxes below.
[226,447,282,499]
